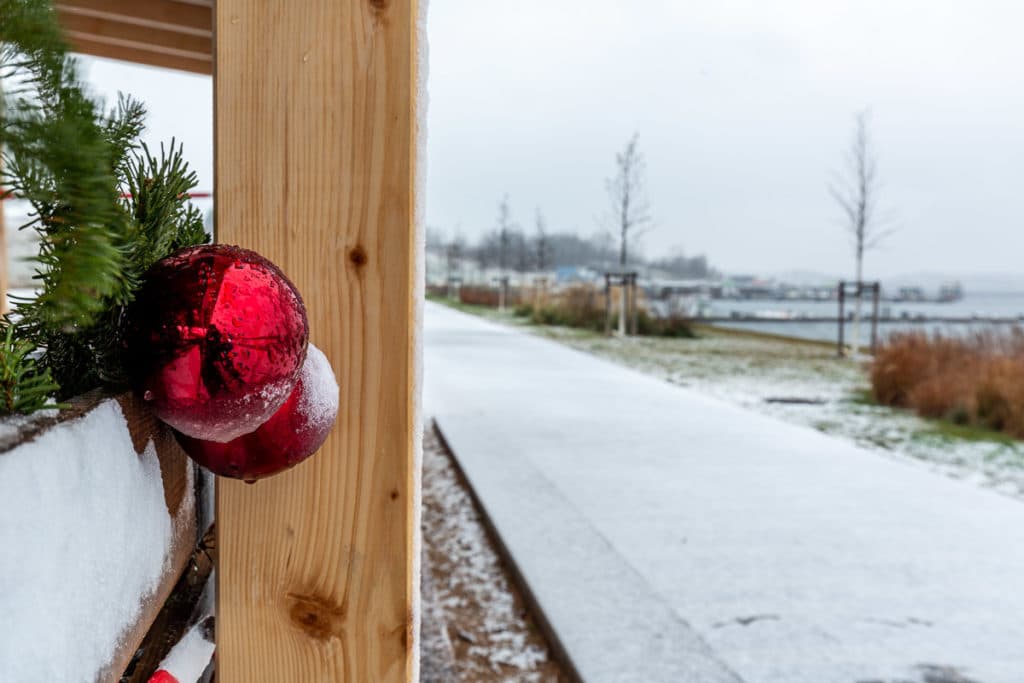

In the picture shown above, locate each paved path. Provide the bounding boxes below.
[424,302,1024,683]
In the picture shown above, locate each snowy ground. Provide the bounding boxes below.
[420,426,569,682]
[471,310,1024,501]
[424,301,1024,683]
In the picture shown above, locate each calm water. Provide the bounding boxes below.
[704,292,1024,343]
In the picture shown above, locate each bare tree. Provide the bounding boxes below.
[605,133,652,268]
[830,109,892,353]
[534,208,549,271]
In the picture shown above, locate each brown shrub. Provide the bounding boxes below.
[871,328,1024,437]
[459,284,529,308]
[459,286,499,307]
[870,333,937,407]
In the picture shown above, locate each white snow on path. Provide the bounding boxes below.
[423,302,1024,683]
[0,400,173,683]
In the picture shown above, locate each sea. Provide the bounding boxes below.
[703,292,1024,344]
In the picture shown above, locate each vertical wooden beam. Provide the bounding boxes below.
[1,195,7,315]
[214,1,418,681]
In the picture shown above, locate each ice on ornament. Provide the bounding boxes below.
[296,344,341,432]
[175,344,340,481]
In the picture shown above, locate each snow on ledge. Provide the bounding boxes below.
[0,400,173,682]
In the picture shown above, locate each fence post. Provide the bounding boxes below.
[837,280,845,357]
[871,282,881,354]
[214,1,418,680]
[630,274,639,336]
[604,274,612,336]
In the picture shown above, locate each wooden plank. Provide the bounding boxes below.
[56,0,212,38]
[214,0,418,680]
[67,35,211,75]
[59,12,212,61]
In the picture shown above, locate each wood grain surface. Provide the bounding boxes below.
[57,0,213,74]
[214,0,418,680]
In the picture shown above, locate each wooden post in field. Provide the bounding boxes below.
[837,281,846,357]
[629,274,639,336]
[618,277,626,337]
[604,274,612,336]
[870,282,881,354]
[214,1,418,681]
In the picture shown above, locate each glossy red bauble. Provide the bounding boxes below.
[174,344,339,481]
[127,244,309,442]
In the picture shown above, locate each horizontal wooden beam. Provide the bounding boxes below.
[56,0,212,38]
[67,35,211,75]
[60,12,211,59]
[57,0,212,73]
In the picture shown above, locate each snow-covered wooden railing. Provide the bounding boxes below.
[0,392,211,682]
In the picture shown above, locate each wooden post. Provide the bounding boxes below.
[214,1,418,681]
[629,274,639,336]
[870,282,881,354]
[604,274,612,336]
[837,280,845,357]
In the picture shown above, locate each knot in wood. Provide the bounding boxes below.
[287,593,346,641]
[349,245,368,268]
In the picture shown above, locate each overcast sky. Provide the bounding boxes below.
[75,0,1024,279]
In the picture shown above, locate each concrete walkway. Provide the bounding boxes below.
[423,302,1024,683]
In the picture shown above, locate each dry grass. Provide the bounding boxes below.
[518,284,694,338]
[871,329,1024,437]
[458,284,532,308]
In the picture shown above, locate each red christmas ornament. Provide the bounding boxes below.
[147,671,179,683]
[174,344,339,481]
[128,244,309,442]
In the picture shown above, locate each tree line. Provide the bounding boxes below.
[427,208,716,280]
[428,134,715,280]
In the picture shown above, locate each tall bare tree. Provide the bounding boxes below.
[830,109,892,353]
[605,133,652,268]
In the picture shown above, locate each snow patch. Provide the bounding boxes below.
[0,400,173,682]
[298,344,339,430]
[412,2,429,681]
[157,619,215,683]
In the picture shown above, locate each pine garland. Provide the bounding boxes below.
[0,0,209,412]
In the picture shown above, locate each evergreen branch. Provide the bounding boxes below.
[2,0,129,330]
[0,322,62,413]
[0,0,209,409]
